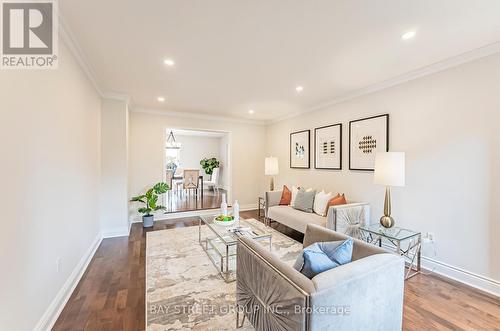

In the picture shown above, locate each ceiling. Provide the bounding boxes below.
[60,0,500,122]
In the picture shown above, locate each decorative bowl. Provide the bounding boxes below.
[213,215,236,226]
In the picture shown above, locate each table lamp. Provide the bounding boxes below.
[265,157,279,191]
[374,152,405,228]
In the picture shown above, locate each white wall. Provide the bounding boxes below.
[0,43,102,330]
[219,134,230,190]
[100,99,130,236]
[129,111,266,214]
[266,54,500,290]
[175,134,221,179]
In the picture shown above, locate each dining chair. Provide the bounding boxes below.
[203,167,220,192]
[182,169,200,198]
[173,167,184,193]
[165,169,174,211]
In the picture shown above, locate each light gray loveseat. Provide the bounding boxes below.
[265,190,371,237]
[236,224,405,331]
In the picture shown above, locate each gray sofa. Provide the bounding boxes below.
[236,224,405,331]
[265,190,371,237]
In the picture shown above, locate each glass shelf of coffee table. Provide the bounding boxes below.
[198,215,272,282]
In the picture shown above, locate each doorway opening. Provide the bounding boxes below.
[163,128,231,213]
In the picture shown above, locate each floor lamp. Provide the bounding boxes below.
[265,157,279,191]
[374,152,405,228]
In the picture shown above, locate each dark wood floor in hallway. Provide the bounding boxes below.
[53,210,500,331]
[164,188,227,213]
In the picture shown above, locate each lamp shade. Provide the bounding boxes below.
[265,157,279,176]
[374,152,405,187]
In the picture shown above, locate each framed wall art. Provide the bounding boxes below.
[349,114,389,171]
[314,124,342,170]
[290,130,310,169]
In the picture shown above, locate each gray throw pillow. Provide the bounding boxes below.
[292,189,316,213]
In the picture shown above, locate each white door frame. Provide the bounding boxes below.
[162,127,232,212]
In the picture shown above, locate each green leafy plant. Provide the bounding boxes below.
[130,182,169,216]
[200,157,220,175]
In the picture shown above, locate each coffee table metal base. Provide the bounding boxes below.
[198,218,272,282]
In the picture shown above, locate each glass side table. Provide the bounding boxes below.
[257,196,266,224]
[359,223,421,280]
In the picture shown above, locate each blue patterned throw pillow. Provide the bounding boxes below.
[293,238,354,279]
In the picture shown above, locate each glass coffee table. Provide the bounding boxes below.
[198,215,272,282]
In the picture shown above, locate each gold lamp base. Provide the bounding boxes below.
[269,177,275,191]
[380,215,395,228]
[380,186,395,228]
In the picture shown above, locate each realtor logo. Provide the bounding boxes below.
[1,0,58,69]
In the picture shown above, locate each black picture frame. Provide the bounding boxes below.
[349,114,389,171]
[314,123,342,170]
[290,129,310,169]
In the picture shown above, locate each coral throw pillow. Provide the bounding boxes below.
[279,185,292,205]
[324,194,347,215]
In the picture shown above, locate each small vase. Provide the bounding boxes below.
[221,193,228,216]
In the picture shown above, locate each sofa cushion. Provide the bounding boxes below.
[268,205,326,233]
[324,193,347,214]
[293,188,316,213]
[313,191,333,216]
[290,186,300,206]
[293,239,354,278]
[279,185,292,205]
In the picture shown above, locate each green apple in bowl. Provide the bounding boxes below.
[214,215,235,226]
[215,215,234,222]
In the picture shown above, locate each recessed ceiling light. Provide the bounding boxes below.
[248,109,254,114]
[295,86,304,92]
[401,30,416,40]
[157,96,165,102]
[163,59,175,66]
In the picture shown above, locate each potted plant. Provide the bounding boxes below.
[200,157,220,175]
[130,182,169,227]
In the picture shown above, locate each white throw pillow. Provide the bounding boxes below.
[291,186,300,206]
[313,191,333,216]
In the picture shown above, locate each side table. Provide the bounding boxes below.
[257,197,266,224]
[360,223,421,280]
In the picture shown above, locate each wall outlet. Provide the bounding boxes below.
[56,257,62,273]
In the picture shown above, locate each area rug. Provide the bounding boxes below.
[146,218,302,330]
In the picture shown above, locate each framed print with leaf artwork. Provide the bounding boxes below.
[349,114,389,171]
[290,130,310,169]
[314,124,342,170]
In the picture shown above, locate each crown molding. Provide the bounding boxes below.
[271,41,500,124]
[58,14,103,97]
[101,92,133,105]
[58,8,500,126]
[132,107,267,126]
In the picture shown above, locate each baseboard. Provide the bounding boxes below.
[101,226,130,238]
[33,233,102,331]
[421,256,500,297]
[379,242,500,297]
[131,204,260,222]
[154,208,222,220]
[240,203,258,211]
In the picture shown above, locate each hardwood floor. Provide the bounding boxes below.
[164,188,227,213]
[53,210,500,331]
